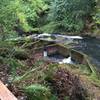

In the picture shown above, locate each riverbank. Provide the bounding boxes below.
[0,36,100,99]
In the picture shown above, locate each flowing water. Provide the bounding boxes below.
[35,34,100,68]
[73,37,100,69]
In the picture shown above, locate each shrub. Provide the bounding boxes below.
[48,0,95,32]
[23,84,51,100]
[46,68,88,100]
[0,0,48,38]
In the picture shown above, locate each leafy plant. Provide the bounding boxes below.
[23,84,51,100]
[17,0,48,30]
[0,0,48,39]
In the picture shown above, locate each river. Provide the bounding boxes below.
[73,37,100,69]
[36,34,100,68]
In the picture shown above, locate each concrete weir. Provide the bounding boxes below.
[32,40,96,74]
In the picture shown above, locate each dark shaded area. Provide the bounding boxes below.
[14,26,40,36]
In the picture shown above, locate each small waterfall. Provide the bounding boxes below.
[63,57,73,63]
[43,48,47,57]
[59,52,74,64]
[35,33,83,42]
[59,56,73,64]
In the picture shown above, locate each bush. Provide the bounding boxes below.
[46,68,88,100]
[23,84,51,100]
[48,0,95,32]
[0,0,48,38]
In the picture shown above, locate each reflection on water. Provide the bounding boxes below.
[73,37,100,68]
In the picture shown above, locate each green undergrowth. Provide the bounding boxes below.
[23,84,58,100]
[89,73,100,87]
[0,40,100,99]
[40,21,61,33]
[1,53,100,99]
[11,61,99,99]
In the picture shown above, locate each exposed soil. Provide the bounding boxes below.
[0,64,9,84]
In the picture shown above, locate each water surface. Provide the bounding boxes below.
[73,37,100,68]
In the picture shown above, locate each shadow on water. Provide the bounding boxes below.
[73,37,100,69]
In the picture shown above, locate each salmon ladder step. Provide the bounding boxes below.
[0,81,17,100]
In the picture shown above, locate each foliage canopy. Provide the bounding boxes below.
[48,0,95,32]
[0,0,48,39]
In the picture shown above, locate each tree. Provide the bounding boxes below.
[0,0,48,39]
[48,0,95,32]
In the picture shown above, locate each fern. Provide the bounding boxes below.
[23,84,51,100]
